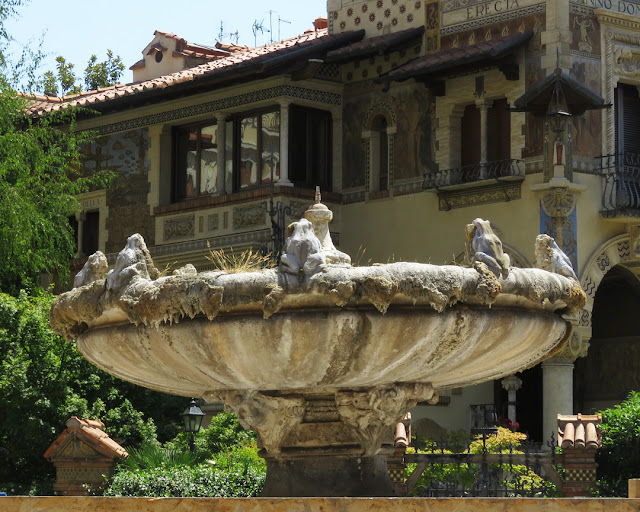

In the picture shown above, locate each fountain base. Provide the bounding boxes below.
[262,454,397,497]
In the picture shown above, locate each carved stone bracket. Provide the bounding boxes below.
[541,187,578,218]
[551,331,590,362]
[213,390,305,456]
[335,383,437,456]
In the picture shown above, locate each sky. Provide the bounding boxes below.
[5,0,326,89]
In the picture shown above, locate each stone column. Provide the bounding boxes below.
[447,106,465,170]
[476,99,493,165]
[501,374,522,423]
[215,112,226,195]
[278,100,293,187]
[541,332,589,447]
[75,211,86,258]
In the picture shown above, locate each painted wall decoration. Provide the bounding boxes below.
[342,85,436,188]
[440,12,544,50]
[570,56,602,158]
[540,201,578,273]
[81,129,151,177]
[330,0,425,36]
[523,55,545,159]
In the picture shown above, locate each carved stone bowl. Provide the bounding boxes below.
[50,210,585,497]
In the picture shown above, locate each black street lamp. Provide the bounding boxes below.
[181,398,205,453]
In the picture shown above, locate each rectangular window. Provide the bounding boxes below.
[173,104,331,202]
[615,83,640,155]
[174,122,218,201]
[236,110,280,189]
[290,106,332,191]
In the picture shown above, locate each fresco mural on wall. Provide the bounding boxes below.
[523,55,545,158]
[540,203,578,272]
[440,13,545,50]
[81,129,151,177]
[343,85,436,188]
[570,56,602,158]
[392,86,436,179]
[343,99,366,188]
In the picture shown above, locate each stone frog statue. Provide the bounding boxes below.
[535,234,577,280]
[106,233,159,292]
[466,218,511,278]
[73,251,108,289]
[280,218,326,276]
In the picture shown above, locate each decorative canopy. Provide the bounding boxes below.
[513,67,607,116]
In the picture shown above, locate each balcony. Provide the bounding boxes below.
[423,159,524,211]
[601,152,640,221]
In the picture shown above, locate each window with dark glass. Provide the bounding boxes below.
[290,106,332,191]
[174,122,218,201]
[236,110,281,189]
[173,105,331,200]
[615,83,640,155]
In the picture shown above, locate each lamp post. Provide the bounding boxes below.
[181,398,205,453]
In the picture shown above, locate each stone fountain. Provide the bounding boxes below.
[51,194,585,497]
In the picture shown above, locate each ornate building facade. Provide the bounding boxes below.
[29,0,640,441]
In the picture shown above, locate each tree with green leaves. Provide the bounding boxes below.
[0,84,112,295]
[41,51,124,97]
[594,391,640,496]
[0,291,186,495]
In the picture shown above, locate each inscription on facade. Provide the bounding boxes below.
[576,0,640,16]
[466,0,520,19]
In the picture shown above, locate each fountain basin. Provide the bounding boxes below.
[75,303,569,398]
[50,211,586,497]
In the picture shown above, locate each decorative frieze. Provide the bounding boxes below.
[436,182,522,210]
[164,215,195,241]
[96,85,341,136]
[207,214,219,232]
[233,205,266,230]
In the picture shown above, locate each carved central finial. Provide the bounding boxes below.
[315,186,321,204]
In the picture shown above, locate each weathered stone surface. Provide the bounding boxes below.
[3,497,640,512]
[49,213,587,497]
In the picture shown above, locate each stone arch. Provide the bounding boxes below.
[579,233,632,333]
[363,102,397,130]
[362,102,397,195]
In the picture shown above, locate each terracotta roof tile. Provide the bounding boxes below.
[26,28,351,117]
[44,416,129,460]
[557,413,602,449]
[326,26,424,62]
[383,30,533,82]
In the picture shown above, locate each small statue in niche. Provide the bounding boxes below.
[280,218,326,276]
[535,234,577,280]
[465,219,511,278]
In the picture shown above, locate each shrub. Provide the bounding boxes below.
[595,391,640,497]
[104,444,265,497]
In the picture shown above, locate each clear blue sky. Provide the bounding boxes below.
[6,0,326,88]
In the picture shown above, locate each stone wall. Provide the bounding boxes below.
[2,497,639,512]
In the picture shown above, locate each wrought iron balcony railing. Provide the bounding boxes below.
[423,159,524,190]
[600,152,640,215]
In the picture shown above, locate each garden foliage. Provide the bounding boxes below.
[595,391,640,496]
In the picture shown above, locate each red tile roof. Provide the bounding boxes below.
[383,31,533,82]
[25,28,363,117]
[557,414,602,449]
[44,417,129,460]
[326,26,425,63]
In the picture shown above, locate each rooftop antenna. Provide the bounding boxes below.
[278,15,291,41]
[218,21,240,44]
[269,10,274,43]
[252,19,265,46]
